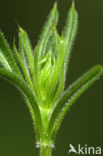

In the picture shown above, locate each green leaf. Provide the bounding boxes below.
[0,32,22,76]
[64,2,78,77]
[51,67,65,106]
[23,93,40,141]
[50,25,60,56]
[39,52,53,98]
[19,27,34,75]
[0,48,12,71]
[33,44,44,106]
[48,65,103,139]
[45,37,66,106]
[0,68,42,139]
[38,3,59,57]
[13,41,34,91]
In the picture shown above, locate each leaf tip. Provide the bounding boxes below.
[18,25,23,33]
[72,0,75,7]
[54,2,57,8]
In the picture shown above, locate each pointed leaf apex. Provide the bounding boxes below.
[18,25,25,35]
[18,26,23,33]
[17,23,21,31]
[54,2,57,8]
[17,25,23,36]
[72,0,75,7]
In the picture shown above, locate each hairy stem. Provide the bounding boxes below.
[40,146,52,156]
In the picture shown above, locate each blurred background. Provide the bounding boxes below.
[0,0,103,155]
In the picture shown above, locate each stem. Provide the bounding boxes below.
[40,145,52,156]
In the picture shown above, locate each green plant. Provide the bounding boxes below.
[0,1,103,156]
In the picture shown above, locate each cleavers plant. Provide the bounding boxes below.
[0,1,103,156]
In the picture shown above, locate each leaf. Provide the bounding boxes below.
[50,25,60,56]
[48,65,103,139]
[0,68,42,138]
[51,67,65,106]
[19,27,34,75]
[45,37,66,106]
[38,3,59,57]
[33,44,44,106]
[22,93,40,141]
[0,48,12,71]
[64,2,78,77]
[39,52,53,98]
[0,32,22,76]
[13,41,34,91]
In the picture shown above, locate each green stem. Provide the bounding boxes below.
[40,146,52,156]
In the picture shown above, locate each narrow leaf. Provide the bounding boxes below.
[39,52,53,95]
[0,68,42,136]
[48,65,103,139]
[23,93,40,141]
[64,3,78,76]
[39,3,59,57]
[0,32,22,76]
[51,67,65,106]
[19,27,34,75]
[0,48,12,71]
[45,37,66,105]
[13,42,34,91]
[33,45,43,106]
